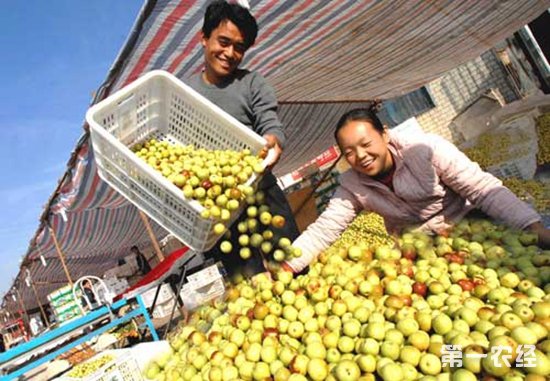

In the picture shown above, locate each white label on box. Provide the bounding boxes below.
[152,300,178,319]
[180,278,225,310]
[186,265,222,289]
[141,283,175,307]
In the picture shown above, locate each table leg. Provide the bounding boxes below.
[136,295,159,341]
[162,265,188,339]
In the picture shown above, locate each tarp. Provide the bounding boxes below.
[4,0,550,311]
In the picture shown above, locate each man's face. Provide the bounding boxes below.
[202,20,247,84]
[337,120,392,177]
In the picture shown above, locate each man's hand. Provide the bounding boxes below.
[261,134,283,170]
[527,222,550,249]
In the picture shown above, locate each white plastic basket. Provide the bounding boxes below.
[86,70,267,252]
[130,340,172,379]
[56,350,142,381]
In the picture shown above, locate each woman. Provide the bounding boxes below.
[285,107,550,273]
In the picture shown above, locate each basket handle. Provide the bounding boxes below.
[116,94,137,142]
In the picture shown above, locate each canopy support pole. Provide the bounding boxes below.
[138,210,165,262]
[14,288,29,328]
[48,226,74,285]
[29,276,50,328]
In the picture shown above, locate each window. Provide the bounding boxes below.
[378,86,435,127]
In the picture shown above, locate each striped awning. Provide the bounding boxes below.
[5,0,550,311]
[5,203,167,311]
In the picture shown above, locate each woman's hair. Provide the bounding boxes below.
[203,0,258,50]
[334,102,384,142]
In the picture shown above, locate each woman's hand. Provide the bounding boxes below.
[251,272,272,288]
[262,259,294,279]
[527,222,550,249]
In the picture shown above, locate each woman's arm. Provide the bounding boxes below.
[284,186,362,273]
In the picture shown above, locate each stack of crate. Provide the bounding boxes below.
[48,285,83,324]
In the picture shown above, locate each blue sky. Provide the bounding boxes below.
[0,1,144,299]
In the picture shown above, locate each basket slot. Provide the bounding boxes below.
[167,91,255,152]
[99,90,163,148]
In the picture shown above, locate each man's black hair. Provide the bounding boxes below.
[203,0,258,50]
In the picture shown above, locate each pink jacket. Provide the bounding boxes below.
[287,130,541,272]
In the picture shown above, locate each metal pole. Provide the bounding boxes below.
[138,210,165,262]
[48,226,73,285]
[28,273,50,328]
[13,288,29,330]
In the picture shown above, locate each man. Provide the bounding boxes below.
[81,279,98,310]
[131,245,152,276]
[184,0,299,277]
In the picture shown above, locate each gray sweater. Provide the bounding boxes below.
[184,69,286,148]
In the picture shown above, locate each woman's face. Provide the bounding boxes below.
[337,120,393,177]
